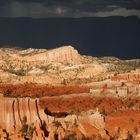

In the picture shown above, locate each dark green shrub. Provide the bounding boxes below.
[62,132,77,140]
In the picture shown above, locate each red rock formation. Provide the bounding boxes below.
[1,96,140,139]
[0,97,86,139]
[0,84,90,97]
[111,72,140,83]
[0,97,48,139]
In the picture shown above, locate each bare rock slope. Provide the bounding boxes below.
[0,45,140,85]
[0,45,107,84]
[0,96,108,140]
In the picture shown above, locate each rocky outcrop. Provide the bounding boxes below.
[0,96,85,139]
[0,97,48,140]
[0,45,140,139]
[1,46,139,85]
[44,45,81,64]
[88,108,105,129]
[0,97,40,127]
[1,96,140,139]
[0,96,111,140]
[111,72,140,83]
[13,45,81,64]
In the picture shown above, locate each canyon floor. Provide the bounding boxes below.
[0,46,140,140]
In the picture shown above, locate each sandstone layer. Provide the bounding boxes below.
[1,45,139,85]
[0,46,140,139]
[0,96,110,140]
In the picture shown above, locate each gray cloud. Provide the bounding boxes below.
[94,7,140,18]
[0,0,140,18]
[0,2,30,17]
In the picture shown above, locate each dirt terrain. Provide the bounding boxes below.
[0,46,140,139]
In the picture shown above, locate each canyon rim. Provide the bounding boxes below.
[0,46,140,140]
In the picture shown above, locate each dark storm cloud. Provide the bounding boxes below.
[15,0,140,10]
[0,0,140,17]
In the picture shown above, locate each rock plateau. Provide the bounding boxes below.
[0,45,140,139]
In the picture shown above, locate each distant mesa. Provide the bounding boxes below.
[0,45,81,64]
[23,45,81,64]
[0,45,139,85]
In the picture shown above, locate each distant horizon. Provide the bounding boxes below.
[0,44,140,61]
[0,16,139,59]
[0,15,139,19]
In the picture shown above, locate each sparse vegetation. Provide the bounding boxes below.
[20,116,35,140]
[129,118,135,123]
[0,47,140,139]
[62,132,77,140]
[5,68,26,76]
[52,120,62,128]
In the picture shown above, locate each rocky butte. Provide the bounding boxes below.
[0,45,140,139]
[12,45,81,64]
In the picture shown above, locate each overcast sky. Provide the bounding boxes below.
[0,0,140,18]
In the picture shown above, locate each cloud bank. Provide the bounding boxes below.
[0,0,140,18]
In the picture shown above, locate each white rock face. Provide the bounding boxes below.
[88,108,105,129]
[28,68,44,75]
[21,46,81,64]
